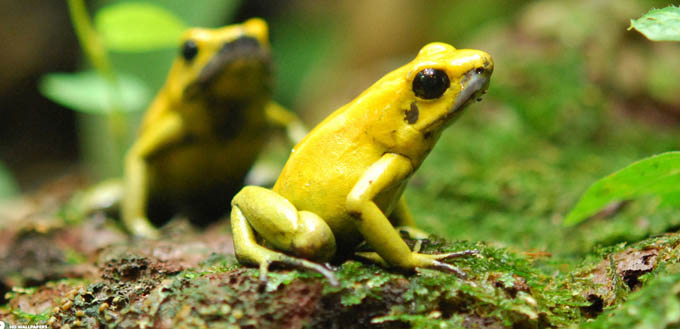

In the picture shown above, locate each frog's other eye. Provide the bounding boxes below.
[412,68,450,100]
[181,40,199,61]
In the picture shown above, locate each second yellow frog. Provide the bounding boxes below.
[122,19,301,237]
[231,42,493,284]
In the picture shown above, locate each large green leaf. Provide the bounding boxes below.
[629,6,680,42]
[564,152,680,226]
[39,71,150,114]
[95,2,187,52]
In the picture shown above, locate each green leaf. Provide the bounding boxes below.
[95,2,187,52]
[564,152,680,226]
[39,71,150,114]
[629,6,680,42]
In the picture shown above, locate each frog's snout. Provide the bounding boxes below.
[196,36,270,86]
[450,61,492,114]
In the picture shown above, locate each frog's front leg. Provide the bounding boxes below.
[122,113,184,238]
[231,186,338,285]
[264,102,308,143]
[122,155,159,238]
[346,153,477,279]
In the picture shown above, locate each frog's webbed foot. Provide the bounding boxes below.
[355,249,478,279]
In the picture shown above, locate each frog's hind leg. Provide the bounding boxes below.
[122,155,161,238]
[231,186,338,285]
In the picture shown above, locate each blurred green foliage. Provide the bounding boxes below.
[95,2,188,52]
[564,5,680,226]
[39,70,150,114]
[270,13,339,108]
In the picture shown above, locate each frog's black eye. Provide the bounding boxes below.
[181,40,199,61]
[412,68,450,100]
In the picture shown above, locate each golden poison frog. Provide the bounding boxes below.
[121,18,303,237]
[230,42,493,284]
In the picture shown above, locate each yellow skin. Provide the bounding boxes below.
[231,42,493,285]
[123,18,302,237]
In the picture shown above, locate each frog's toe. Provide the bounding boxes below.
[253,253,339,286]
[276,255,339,286]
[258,261,272,283]
[354,251,389,267]
[435,249,479,260]
[396,226,430,240]
[420,250,478,279]
[128,219,160,239]
[423,260,469,279]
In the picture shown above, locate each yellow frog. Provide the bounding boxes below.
[230,42,493,284]
[122,18,302,237]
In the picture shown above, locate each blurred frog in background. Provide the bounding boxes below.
[230,42,493,284]
[89,18,305,238]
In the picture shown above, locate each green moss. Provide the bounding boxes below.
[10,309,51,324]
[197,252,240,273]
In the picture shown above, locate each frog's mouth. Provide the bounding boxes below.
[186,36,272,100]
[449,67,490,115]
[198,36,271,85]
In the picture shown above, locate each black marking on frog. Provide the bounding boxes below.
[349,211,362,221]
[404,102,419,124]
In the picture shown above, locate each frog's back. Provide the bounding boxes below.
[273,105,381,236]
